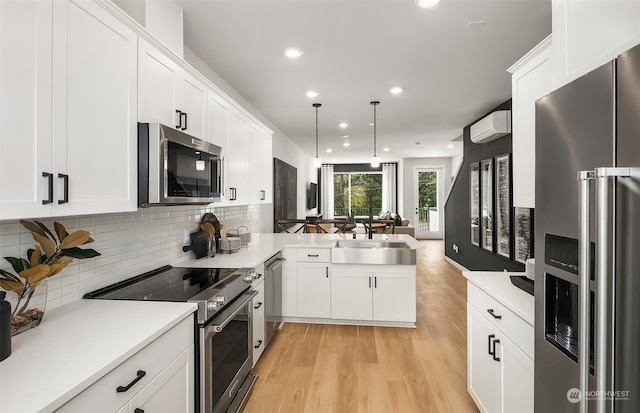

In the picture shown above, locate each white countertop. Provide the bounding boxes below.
[173,232,423,269]
[0,300,197,413]
[462,271,535,325]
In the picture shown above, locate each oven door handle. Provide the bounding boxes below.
[208,290,258,332]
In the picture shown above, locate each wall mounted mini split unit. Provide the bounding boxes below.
[470,110,511,143]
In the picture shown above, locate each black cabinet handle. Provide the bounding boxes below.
[116,370,146,393]
[42,172,53,204]
[254,302,263,309]
[374,276,377,288]
[181,111,187,130]
[492,339,501,362]
[487,309,502,319]
[488,334,495,356]
[326,267,329,278]
[254,340,263,349]
[134,409,144,413]
[175,110,183,129]
[308,254,319,257]
[58,173,68,204]
[369,276,372,288]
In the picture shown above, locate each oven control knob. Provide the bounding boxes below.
[214,296,225,306]
[207,301,218,312]
[243,274,254,283]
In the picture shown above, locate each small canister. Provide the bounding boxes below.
[1,291,11,361]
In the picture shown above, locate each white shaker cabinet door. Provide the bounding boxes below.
[206,91,230,203]
[176,71,207,140]
[132,345,195,413]
[372,270,416,323]
[227,111,248,204]
[138,38,179,128]
[296,262,331,318]
[246,123,272,204]
[331,270,372,321]
[500,335,534,413]
[0,0,52,219]
[51,0,138,215]
[468,305,500,413]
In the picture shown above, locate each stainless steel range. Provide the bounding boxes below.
[84,265,259,413]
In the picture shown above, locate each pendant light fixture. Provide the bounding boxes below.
[370,101,381,167]
[313,103,322,168]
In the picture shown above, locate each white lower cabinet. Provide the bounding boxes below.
[58,316,195,413]
[467,282,534,413]
[296,262,331,318]
[331,265,416,323]
[128,345,195,413]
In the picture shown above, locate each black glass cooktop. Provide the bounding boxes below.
[83,265,239,302]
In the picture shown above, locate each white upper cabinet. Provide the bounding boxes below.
[507,35,553,209]
[227,111,249,204]
[0,0,137,219]
[0,0,53,219]
[51,0,138,216]
[553,0,640,86]
[207,90,230,203]
[247,123,273,204]
[138,38,207,140]
[138,38,178,127]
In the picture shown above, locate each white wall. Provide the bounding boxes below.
[400,157,453,225]
[184,47,317,218]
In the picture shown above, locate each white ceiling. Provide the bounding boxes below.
[176,0,551,163]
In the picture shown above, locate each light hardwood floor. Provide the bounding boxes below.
[243,240,479,413]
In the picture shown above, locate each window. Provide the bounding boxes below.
[333,172,382,217]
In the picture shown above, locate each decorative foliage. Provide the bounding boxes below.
[0,220,100,316]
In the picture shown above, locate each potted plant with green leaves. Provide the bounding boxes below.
[0,220,100,335]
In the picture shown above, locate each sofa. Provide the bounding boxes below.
[379,212,415,238]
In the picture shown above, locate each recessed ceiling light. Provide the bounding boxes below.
[447,144,454,149]
[283,47,303,59]
[306,90,319,98]
[343,142,350,147]
[339,122,349,128]
[326,148,333,153]
[383,147,390,152]
[341,135,349,138]
[466,21,487,29]
[390,86,404,95]
[415,0,440,8]
[369,123,374,126]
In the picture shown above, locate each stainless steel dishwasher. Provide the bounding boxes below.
[265,252,285,347]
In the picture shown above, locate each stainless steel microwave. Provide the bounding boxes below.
[138,123,223,206]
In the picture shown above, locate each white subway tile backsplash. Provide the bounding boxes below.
[0,204,271,311]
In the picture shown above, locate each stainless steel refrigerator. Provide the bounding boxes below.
[534,42,640,413]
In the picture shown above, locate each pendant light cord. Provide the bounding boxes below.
[313,103,321,158]
[371,101,380,157]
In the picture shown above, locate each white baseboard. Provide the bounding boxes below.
[444,255,468,272]
[281,317,416,329]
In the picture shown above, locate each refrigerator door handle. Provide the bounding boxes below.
[592,166,639,413]
[578,170,594,413]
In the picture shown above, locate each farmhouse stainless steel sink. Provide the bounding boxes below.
[332,240,416,265]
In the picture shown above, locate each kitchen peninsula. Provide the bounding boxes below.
[173,232,422,328]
